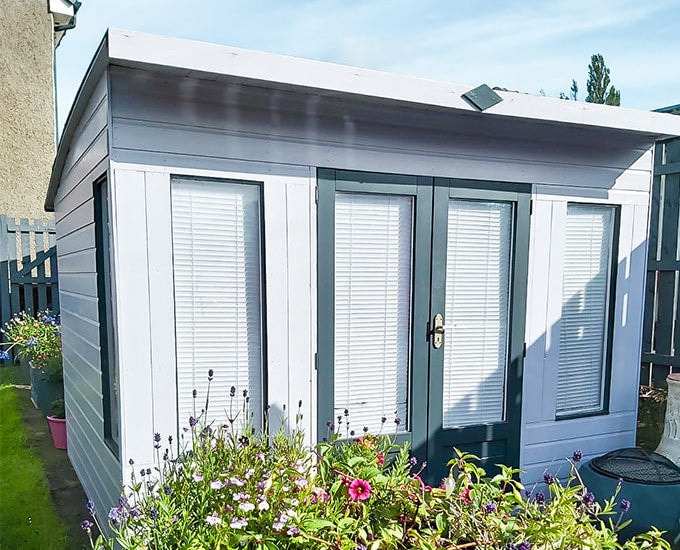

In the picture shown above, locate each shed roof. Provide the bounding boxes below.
[47,29,680,210]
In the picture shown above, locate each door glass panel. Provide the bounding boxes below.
[334,193,413,433]
[442,200,512,428]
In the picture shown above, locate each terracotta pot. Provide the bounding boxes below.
[46,415,67,450]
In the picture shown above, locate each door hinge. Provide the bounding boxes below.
[522,342,527,358]
[529,199,533,215]
[315,186,319,204]
[314,352,318,371]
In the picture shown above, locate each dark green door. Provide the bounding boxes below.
[425,179,530,484]
[317,171,530,486]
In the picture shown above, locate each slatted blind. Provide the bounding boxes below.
[557,204,615,415]
[334,193,412,433]
[171,178,263,431]
[442,200,512,428]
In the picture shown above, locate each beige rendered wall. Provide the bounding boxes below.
[0,0,55,220]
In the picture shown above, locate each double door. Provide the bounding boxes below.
[317,170,530,484]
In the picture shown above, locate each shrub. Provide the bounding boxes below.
[0,310,62,369]
[84,376,670,550]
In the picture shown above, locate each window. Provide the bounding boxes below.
[94,175,120,453]
[556,203,618,417]
[333,192,413,434]
[171,177,264,431]
[442,199,512,427]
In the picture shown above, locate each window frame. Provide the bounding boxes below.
[555,202,620,420]
[169,175,268,432]
[93,174,120,456]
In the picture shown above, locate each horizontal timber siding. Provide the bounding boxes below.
[54,72,120,519]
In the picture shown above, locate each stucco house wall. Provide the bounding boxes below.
[0,0,56,220]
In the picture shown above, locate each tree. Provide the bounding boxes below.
[585,54,620,106]
[560,79,578,101]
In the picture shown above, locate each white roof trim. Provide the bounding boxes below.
[107,28,680,137]
[47,28,680,210]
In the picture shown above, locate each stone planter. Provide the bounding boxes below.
[656,373,680,466]
[29,363,64,416]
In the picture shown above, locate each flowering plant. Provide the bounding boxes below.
[0,310,62,370]
[84,373,670,549]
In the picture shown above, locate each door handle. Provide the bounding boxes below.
[432,313,447,349]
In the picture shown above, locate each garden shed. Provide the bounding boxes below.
[47,29,680,513]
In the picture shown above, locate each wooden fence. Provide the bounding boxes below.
[0,216,59,335]
[641,137,680,387]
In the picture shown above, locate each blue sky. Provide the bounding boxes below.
[55,0,680,132]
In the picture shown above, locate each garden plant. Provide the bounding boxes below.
[85,371,670,550]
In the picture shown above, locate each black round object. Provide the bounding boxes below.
[590,447,680,484]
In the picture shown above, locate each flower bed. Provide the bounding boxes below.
[85,374,670,550]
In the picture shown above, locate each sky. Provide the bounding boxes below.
[54,0,680,132]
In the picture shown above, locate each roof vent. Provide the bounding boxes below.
[462,84,502,111]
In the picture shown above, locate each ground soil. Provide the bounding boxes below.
[15,385,92,550]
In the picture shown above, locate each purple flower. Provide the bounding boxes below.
[26,337,38,347]
[150,508,158,520]
[146,468,151,476]
[394,417,401,426]
[534,492,545,505]
[119,496,128,507]
[0,350,10,361]
[206,512,222,526]
[484,500,497,513]
[410,456,418,466]
[87,500,96,516]
[381,416,387,424]
[543,472,555,485]
[620,499,631,512]
[163,485,173,495]
[573,450,583,462]
[192,389,197,399]
[108,507,121,524]
[230,386,236,397]
[582,491,595,506]
[189,416,198,427]
[81,520,93,532]
[518,543,532,550]
[287,527,300,536]
[208,369,214,381]
[154,432,161,443]
[128,458,134,466]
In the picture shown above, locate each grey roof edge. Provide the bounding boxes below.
[46,31,109,212]
[47,29,680,210]
[654,104,680,115]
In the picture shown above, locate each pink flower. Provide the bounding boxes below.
[376,451,385,466]
[348,478,372,501]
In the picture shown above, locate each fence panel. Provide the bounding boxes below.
[0,216,59,342]
[641,138,680,387]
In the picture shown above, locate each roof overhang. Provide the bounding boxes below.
[46,28,680,211]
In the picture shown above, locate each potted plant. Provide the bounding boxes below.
[46,398,67,450]
[1,310,63,414]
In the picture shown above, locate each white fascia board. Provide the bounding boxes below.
[48,0,75,17]
[107,28,680,139]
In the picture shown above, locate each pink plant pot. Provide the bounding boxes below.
[46,416,67,450]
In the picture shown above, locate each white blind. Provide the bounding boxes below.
[442,200,512,428]
[557,204,615,415]
[334,193,412,433]
[172,178,263,432]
